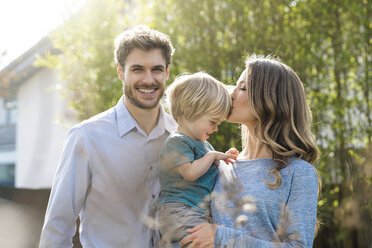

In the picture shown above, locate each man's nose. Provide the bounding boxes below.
[142,70,155,84]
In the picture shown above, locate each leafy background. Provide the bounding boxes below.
[38,0,371,247]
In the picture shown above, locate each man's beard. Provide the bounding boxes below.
[124,83,165,109]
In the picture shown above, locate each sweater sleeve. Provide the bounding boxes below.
[214,164,318,248]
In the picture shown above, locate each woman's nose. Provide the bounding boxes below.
[230,88,236,99]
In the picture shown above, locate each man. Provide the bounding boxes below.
[39,25,177,247]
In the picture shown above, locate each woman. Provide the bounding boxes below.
[179,55,321,248]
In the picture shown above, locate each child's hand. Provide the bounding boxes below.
[220,148,239,165]
[225,147,239,157]
[209,150,238,167]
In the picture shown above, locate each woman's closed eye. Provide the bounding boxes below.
[237,82,246,90]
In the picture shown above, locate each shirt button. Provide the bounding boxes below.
[150,166,153,170]
[152,194,156,198]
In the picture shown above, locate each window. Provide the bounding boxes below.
[0,97,16,150]
[0,97,6,125]
[0,163,15,186]
[0,97,17,125]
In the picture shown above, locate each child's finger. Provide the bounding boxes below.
[226,148,239,156]
[226,154,237,160]
[223,158,233,164]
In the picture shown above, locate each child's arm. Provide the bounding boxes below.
[177,150,237,182]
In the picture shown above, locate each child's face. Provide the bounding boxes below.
[179,114,223,142]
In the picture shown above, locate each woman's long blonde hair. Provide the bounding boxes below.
[241,55,321,232]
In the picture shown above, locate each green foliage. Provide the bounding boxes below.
[39,0,371,246]
[137,0,372,246]
[38,0,131,120]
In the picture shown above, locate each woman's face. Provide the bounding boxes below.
[227,69,256,125]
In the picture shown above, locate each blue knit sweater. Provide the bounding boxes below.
[211,158,318,248]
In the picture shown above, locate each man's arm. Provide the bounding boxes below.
[39,127,91,247]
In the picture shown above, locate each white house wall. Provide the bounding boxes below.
[16,68,76,188]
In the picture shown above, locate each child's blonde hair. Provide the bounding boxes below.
[167,72,232,123]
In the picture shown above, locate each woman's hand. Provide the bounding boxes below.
[179,223,218,248]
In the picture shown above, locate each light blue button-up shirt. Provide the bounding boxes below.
[39,96,177,248]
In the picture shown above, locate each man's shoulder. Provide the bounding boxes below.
[71,107,116,133]
[162,109,177,132]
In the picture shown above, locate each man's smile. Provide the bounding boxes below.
[138,88,157,94]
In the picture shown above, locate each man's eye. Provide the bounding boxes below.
[133,68,143,71]
[153,68,164,72]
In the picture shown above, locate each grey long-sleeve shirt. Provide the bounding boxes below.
[39,96,177,248]
[211,158,318,248]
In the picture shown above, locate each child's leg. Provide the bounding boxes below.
[157,202,209,245]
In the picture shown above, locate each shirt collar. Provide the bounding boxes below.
[115,96,176,137]
[115,96,137,137]
[159,103,177,134]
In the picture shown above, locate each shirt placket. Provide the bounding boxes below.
[144,139,159,203]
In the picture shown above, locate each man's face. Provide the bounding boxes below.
[117,48,169,110]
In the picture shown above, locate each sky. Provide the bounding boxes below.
[0,0,81,69]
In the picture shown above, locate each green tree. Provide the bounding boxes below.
[38,0,371,246]
[139,0,372,246]
[37,0,130,120]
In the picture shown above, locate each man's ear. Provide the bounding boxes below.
[165,65,170,80]
[116,63,124,81]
